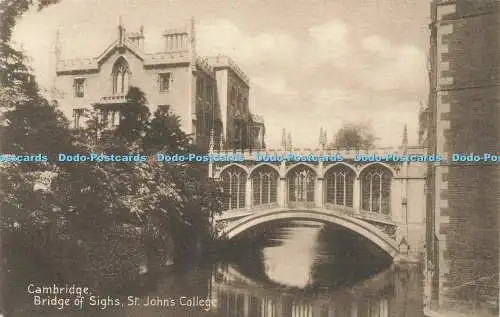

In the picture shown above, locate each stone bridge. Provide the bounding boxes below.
[208,147,427,263]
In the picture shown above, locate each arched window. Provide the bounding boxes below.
[288,165,315,203]
[361,165,391,214]
[221,166,246,210]
[252,166,278,206]
[112,57,129,95]
[325,165,355,207]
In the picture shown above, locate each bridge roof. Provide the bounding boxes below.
[210,147,426,161]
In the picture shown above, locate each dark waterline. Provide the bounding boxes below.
[12,220,423,316]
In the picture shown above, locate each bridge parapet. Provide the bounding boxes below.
[209,146,426,161]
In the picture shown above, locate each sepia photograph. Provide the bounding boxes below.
[0,0,499,316]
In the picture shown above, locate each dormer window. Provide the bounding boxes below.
[159,73,171,92]
[112,57,129,95]
[74,78,85,98]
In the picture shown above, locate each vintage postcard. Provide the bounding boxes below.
[1,0,499,316]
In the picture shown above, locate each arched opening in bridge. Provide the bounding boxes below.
[360,164,392,214]
[221,165,247,210]
[287,165,315,204]
[324,164,355,208]
[251,165,278,207]
[221,219,394,291]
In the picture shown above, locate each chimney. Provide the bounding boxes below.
[128,25,145,49]
[162,25,189,51]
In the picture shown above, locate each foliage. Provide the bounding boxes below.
[330,122,377,150]
[114,87,150,147]
[143,105,191,154]
[1,2,224,307]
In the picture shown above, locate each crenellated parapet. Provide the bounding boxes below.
[144,51,190,66]
[250,113,264,124]
[206,54,250,85]
[196,56,215,77]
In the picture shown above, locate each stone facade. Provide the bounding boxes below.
[54,19,265,150]
[426,1,500,316]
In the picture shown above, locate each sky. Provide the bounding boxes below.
[12,0,431,148]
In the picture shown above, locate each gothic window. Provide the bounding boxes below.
[288,166,315,202]
[221,166,247,210]
[197,77,204,98]
[100,110,109,128]
[112,57,129,95]
[230,87,237,105]
[361,165,391,214]
[73,78,85,98]
[157,105,170,113]
[325,165,355,207]
[73,108,84,129]
[252,166,278,206]
[159,73,171,92]
[206,85,212,102]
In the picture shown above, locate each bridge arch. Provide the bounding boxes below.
[321,162,357,178]
[284,162,316,177]
[219,208,399,259]
[215,163,249,178]
[249,163,281,177]
[358,162,397,178]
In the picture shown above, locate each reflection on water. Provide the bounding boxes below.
[213,220,423,317]
[14,220,423,317]
[262,221,320,287]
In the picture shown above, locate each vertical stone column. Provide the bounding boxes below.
[315,161,324,207]
[278,178,286,208]
[245,177,252,209]
[350,301,358,317]
[401,161,409,253]
[315,178,323,208]
[243,293,249,317]
[278,161,287,208]
[353,176,361,212]
[390,178,402,221]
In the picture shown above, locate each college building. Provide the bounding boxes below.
[54,18,265,151]
[425,1,499,316]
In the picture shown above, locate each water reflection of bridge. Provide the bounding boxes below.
[210,264,395,317]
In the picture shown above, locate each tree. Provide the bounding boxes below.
[142,104,225,259]
[143,105,191,154]
[114,87,150,147]
[330,122,377,150]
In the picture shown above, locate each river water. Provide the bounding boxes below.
[14,220,423,317]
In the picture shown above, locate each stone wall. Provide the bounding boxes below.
[429,1,500,315]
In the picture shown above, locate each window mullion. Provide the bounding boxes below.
[343,173,346,206]
[370,174,373,212]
